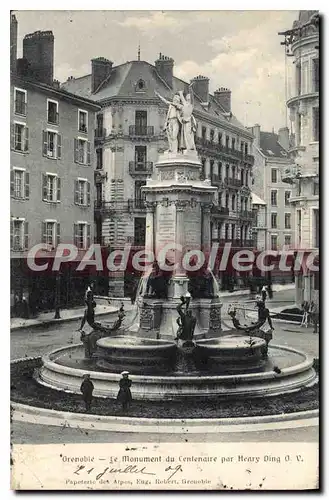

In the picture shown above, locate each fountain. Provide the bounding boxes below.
[37,88,316,401]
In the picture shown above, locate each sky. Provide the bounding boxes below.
[14,10,299,132]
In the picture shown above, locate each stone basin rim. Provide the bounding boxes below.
[40,343,313,382]
[96,336,176,350]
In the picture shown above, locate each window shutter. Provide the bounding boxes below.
[11,124,15,150]
[74,138,79,163]
[42,174,48,201]
[87,182,91,206]
[42,222,47,244]
[25,172,30,199]
[74,180,79,204]
[87,141,91,165]
[24,127,29,151]
[10,170,15,196]
[74,223,78,247]
[87,224,91,248]
[24,221,29,250]
[56,223,61,246]
[56,177,61,202]
[57,134,62,159]
[43,130,48,156]
[10,220,14,249]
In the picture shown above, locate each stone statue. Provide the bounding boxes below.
[176,295,196,345]
[155,87,197,154]
[81,303,126,359]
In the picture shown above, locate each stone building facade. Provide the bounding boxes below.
[279,10,319,306]
[10,16,100,311]
[248,124,295,251]
[62,54,255,296]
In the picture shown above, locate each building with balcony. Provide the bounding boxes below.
[62,54,255,296]
[251,192,267,251]
[279,10,319,306]
[248,124,295,251]
[10,15,100,312]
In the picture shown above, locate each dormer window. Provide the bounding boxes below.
[135,79,146,92]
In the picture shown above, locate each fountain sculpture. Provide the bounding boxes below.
[37,88,316,400]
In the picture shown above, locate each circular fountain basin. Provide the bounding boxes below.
[37,341,317,401]
[96,336,177,374]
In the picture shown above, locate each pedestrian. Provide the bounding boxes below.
[80,374,94,412]
[117,371,132,412]
[267,283,273,300]
[310,301,319,333]
[261,285,267,303]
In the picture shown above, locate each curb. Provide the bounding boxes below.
[11,401,318,434]
[10,307,118,332]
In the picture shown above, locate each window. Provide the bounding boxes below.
[231,224,236,240]
[218,132,222,144]
[74,222,91,250]
[225,192,229,209]
[43,130,62,159]
[271,190,277,206]
[218,162,222,180]
[225,164,230,180]
[42,174,61,203]
[10,168,29,199]
[135,146,147,170]
[313,209,319,248]
[96,183,102,206]
[12,123,29,152]
[245,171,248,187]
[74,179,91,206]
[270,235,278,250]
[232,166,236,179]
[135,180,146,208]
[297,179,302,196]
[296,64,301,96]
[202,126,207,139]
[271,213,277,229]
[42,221,60,248]
[11,219,28,251]
[231,138,236,150]
[313,107,319,142]
[78,110,88,133]
[284,235,291,247]
[134,217,146,246]
[285,213,291,229]
[244,143,248,155]
[225,223,229,240]
[225,135,230,149]
[135,110,147,134]
[297,210,302,245]
[313,181,319,196]
[313,58,319,92]
[74,138,91,165]
[240,170,244,185]
[285,191,291,206]
[14,88,27,116]
[271,169,278,183]
[96,148,103,170]
[47,100,59,125]
[136,79,146,92]
[210,129,214,142]
[232,194,236,211]
[201,159,206,179]
[210,159,214,178]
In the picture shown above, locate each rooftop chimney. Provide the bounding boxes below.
[10,14,18,73]
[214,87,232,113]
[23,30,54,85]
[248,124,261,148]
[191,75,209,104]
[155,53,174,88]
[91,57,113,94]
[278,126,290,151]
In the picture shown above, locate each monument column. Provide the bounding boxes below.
[145,201,156,256]
[202,203,212,252]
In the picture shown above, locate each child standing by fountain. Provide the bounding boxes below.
[80,374,94,412]
[117,371,132,412]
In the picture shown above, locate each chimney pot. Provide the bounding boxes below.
[91,57,113,93]
[214,87,232,113]
[190,75,209,103]
[155,54,174,88]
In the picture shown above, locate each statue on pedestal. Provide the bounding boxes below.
[155,87,197,154]
[176,294,196,346]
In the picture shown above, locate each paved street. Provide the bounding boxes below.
[11,289,319,444]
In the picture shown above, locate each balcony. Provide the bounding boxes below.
[129,161,153,176]
[128,198,146,211]
[195,137,254,165]
[94,127,107,142]
[211,205,230,217]
[281,165,301,184]
[212,238,255,248]
[239,210,253,220]
[94,200,131,215]
[225,177,242,189]
[211,174,224,188]
[129,125,154,138]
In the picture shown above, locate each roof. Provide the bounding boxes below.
[11,73,101,111]
[252,192,266,206]
[259,131,289,159]
[61,60,248,133]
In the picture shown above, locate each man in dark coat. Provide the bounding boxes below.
[117,371,132,411]
[80,374,94,412]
